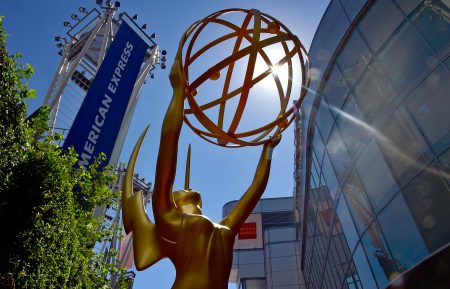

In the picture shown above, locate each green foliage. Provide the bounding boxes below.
[0,17,129,288]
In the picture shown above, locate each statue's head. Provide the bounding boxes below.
[173,189,203,214]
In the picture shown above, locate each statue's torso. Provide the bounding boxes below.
[167,213,235,289]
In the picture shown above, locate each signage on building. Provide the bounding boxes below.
[63,21,149,169]
[234,214,263,249]
[239,222,257,239]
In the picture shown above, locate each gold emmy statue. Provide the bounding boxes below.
[122,8,310,289]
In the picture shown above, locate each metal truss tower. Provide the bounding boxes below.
[43,0,166,165]
[42,1,164,287]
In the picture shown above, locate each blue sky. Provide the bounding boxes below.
[0,0,329,288]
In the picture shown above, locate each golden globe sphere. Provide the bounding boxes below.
[180,8,310,147]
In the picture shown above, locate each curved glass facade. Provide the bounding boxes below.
[298,0,450,289]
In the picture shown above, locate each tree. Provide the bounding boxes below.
[0,17,127,288]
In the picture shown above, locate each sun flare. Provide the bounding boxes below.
[253,47,291,90]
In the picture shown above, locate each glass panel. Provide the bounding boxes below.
[311,162,320,192]
[343,0,366,21]
[445,56,450,69]
[342,170,375,234]
[310,0,346,78]
[337,194,360,252]
[378,21,437,92]
[353,60,396,123]
[379,106,430,186]
[261,198,293,212]
[325,11,351,59]
[309,250,320,289]
[410,1,450,53]
[270,242,296,258]
[337,30,373,87]
[395,0,421,15]
[237,263,265,278]
[358,0,404,52]
[242,279,266,289]
[269,256,297,272]
[406,65,450,154]
[353,244,378,289]
[268,227,295,243]
[238,250,264,265]
[361,222,395,288]
[313,221,328,272]
[329,235,348,286]
[316,98,335,142]
[402,162,450,251]
[326,128,351,180]
[356,140,399,212]
[337,94,369,154]
[438,149,450,185]
[345,261,363,289]
[313,126,326,166]
[322,152,339,200]
[322,66,350,115]
[307,206,317,237]
[378,193,428,270]
[324,263,336,289]
[316,187,335,236]
[233,251,238,265]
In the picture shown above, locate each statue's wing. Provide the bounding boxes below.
[122,126,165,270]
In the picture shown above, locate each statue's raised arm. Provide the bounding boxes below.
[220,135,281,234]
[152,57,186,242]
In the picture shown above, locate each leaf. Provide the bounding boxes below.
[27,88,36,99]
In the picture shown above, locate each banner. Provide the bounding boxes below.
[119,233,134,269]
[63,21,149,169]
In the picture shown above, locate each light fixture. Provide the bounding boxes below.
[161,63,166,69]
[115,1,121,7]
[71,14,79,20]
[58,50,63,56]
[160,56,166,62]
[150,33,156,38]
[55,36,61,41]
[56,43,64,48]
[141,24,147,30]
[96,0,103,5]
[63,21,72,28]
[79,7,87,14]
[150,74,155,79]
[161,50,167,56]
[132,14,138,20]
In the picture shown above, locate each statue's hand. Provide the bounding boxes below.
[169,59,186,90]
[266,134,282,148]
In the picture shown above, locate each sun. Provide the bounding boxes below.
[270,64,285,79]
[253,46,290,91]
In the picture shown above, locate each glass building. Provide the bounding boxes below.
[295,0,450,289]
[223,197,304,289]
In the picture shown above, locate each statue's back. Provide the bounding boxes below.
[170,213,235,289]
